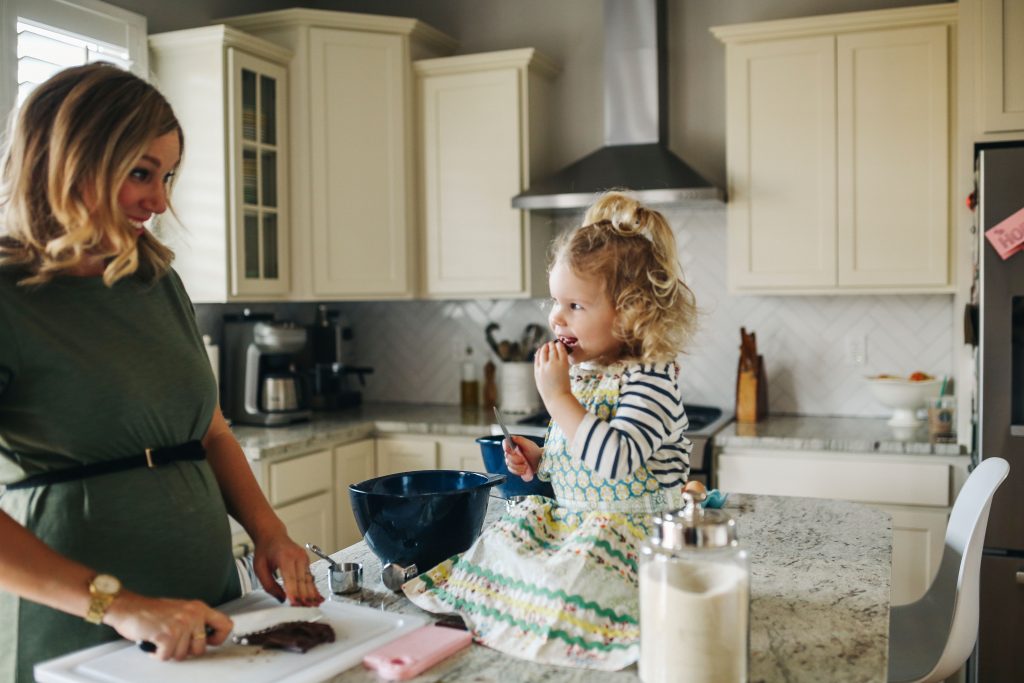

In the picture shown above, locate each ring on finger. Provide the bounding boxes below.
[193,629,207,639]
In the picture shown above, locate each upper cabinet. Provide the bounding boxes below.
[150,26,292,303]
[415,49,558,298]
[712,5,956,295]
[971,0,1024,135]
[224,9,456,300]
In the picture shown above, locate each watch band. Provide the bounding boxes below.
[85,574,121,625]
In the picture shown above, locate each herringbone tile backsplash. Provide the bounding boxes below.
[335,206,954,416]
[198,206,955,417]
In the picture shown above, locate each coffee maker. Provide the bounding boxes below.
[308,304,373,410]
[222,312,311,426]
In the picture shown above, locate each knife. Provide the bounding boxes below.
[138,606,323,652]
[493,406,534,482]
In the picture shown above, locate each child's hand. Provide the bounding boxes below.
[504,435,542,482]
[534,341,572,404]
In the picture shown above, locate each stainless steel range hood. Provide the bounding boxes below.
[512,0,723,210]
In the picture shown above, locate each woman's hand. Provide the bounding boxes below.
[534,341,572,404]
[103,591,232,661]
[251,533,325,607]
[504,435,542,482]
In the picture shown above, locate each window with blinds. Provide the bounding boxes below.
[15,19,132,108]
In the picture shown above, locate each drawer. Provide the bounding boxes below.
[438,437,485,472]
[717,451,951,507]
[376,438,438,477]
[269,449,333,507]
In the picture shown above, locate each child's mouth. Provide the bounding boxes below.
[558,336,579,350]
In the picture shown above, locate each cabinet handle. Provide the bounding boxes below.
[1016,571,1024,585]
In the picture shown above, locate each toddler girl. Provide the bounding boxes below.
[403,191,698,670]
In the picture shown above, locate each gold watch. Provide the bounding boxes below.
[85,574,121,625]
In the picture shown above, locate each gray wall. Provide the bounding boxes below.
[115,0,951,189]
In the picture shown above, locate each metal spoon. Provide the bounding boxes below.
[305,543,338,569]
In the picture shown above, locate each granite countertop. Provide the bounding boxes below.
[716,414,969,456]
[231,404,971,461]
[230,403,502,460]
[311,493,892,683]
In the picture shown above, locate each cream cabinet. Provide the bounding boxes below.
[375,436,438,476]
[376,435,484,475]
[150,26,291,303]
[224,9,456,300]
[334,439,376,550]
[415,49,557,298]
[275,493,334,561]
[437,436,486,472]
[716,446,970,606]
[972,0,1024,134]
[267,450,334,560]
[712,5,956,294]
[231,432,484,557]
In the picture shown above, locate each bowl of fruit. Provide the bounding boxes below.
[866,372,943,434]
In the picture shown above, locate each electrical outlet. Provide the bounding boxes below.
[845,333,867,366]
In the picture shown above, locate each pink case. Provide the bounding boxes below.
[362,625,472,681]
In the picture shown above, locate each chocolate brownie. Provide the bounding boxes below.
[236,621,336,653]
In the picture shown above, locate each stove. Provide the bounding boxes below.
[493,403,734,488]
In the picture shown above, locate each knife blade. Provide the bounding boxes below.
[493,406,515,449]
[138,606,324,652]
[493,406,534,482]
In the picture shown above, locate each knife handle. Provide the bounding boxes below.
[138,626,215,653]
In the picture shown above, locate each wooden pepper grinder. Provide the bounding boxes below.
[482,360,498,410]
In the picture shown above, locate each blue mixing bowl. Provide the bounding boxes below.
[349,470,505,579]
[476,435,555,499]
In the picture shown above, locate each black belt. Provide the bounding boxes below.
[2,440,206,491]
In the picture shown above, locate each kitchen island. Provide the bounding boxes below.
[312,493,892,682]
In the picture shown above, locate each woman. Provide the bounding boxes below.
[0,63,321,682]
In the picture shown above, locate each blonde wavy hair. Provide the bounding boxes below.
[550,191,698,362]
[0,63,181,286]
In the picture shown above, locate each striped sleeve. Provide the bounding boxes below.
[569,363,687,481]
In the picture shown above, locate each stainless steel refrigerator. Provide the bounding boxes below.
[975,141,1024,682]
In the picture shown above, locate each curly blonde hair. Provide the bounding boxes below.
[0,63,181,286]
[550,191,697,362]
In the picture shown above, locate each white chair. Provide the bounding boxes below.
[888,457,1009,683]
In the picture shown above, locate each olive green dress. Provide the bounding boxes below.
[0,267,240,683]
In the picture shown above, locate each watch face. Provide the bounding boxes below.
[93,574,121,594]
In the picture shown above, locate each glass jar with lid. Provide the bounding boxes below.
[639,489,749,683]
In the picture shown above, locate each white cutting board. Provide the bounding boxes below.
[36,592,429,683]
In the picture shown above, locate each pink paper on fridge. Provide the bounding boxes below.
[985,206,1024,260]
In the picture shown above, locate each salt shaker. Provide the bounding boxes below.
[639,490,749,683]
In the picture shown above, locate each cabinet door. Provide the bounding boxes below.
[376,438,438,476]
[275,492,335,559]
[334,439,376,550]
[267,449,332,507]
[980,0,1024,133]
[229,49,290,297]
[421,68,525,296]
[836,26,949,288]
[309,28,412,298]
[725,36,836,290]
[877,504,948,606]
[437,436,486,472]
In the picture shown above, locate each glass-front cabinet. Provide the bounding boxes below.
[149,26,291,302]
[231,51,288,296]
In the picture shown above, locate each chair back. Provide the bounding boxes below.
[929,457,1009,680]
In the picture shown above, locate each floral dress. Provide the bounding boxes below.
[403,361,690,670]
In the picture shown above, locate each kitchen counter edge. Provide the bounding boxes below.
[230,403,501,461]
[716,414,969,457]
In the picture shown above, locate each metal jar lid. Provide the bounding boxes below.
[651,490,739,550]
